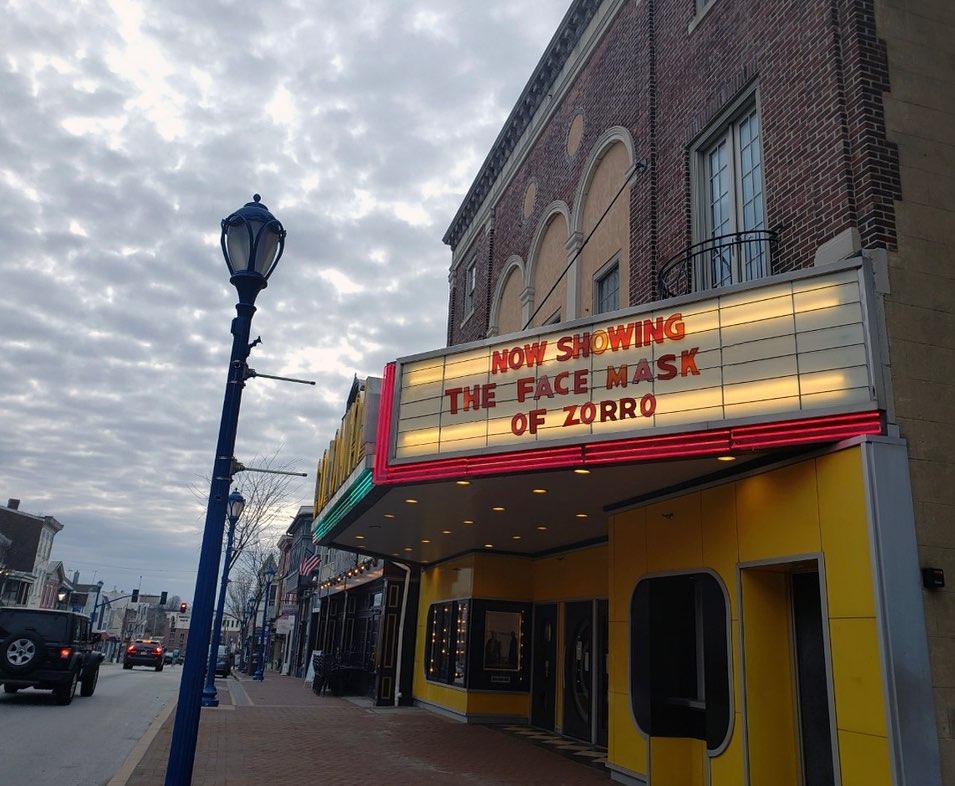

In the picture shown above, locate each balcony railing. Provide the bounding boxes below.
[658,229,779,300]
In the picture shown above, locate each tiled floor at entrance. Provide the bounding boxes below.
[127,674,610,785]
[492,726,608,770]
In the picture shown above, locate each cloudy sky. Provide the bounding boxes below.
[0,0,569,599]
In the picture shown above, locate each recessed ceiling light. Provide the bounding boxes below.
[405,498,418,504]
[384,513,395,518]
[421,539,431,544]
[492,506,505,512]
[536,525,548,531]
[456,480,470,486]
[442,530,452,535]
[531,488,547,494]
[391,553,399,556]
[574,468,591,475]
[484,544,494,548]
[403,547,413,552]
[463,519,475,524]
[717,455,736,462]
[512,535,521,540]
[575,513,588,519]
[355,534,365,539]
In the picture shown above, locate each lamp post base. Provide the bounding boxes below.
[200,685,219,707]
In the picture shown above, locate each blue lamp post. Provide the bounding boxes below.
[91,580,104,627]
[165,196,286,786]
[253,563,276,681]
[200,490,245,708]
[243,595,256,672]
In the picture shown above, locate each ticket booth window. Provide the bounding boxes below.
[630,573,731,750]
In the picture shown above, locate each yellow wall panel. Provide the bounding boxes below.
[533,544,607,601]
[650,737,705,786]
[829,617,888,738]
[701,483,739,619]
[466,690,529,717]
[609,619,629,695]
[472,554,533,599]
[837,729,891,786]
[709,712,744,786]
[606,446,888,785]
[816,450,875,619]
[741,569,800,786]
[610,508,646,622]
[737,460,821,561]
[610,690,648,776]
[645,492,703,572]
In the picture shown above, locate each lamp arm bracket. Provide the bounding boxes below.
[231,458,307,478]
[245,367,316,386]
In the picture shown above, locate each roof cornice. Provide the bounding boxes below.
[442,0,602,250]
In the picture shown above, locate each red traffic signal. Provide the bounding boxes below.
[179,602,188,613]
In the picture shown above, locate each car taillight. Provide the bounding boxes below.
[153,648,163,655]
[127,645,137,653]
[59,647,72,659]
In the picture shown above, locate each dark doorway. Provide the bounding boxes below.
[595,599,609,747]
[563,600,593,742]
[531,603,558,730]
[791,571,836,786]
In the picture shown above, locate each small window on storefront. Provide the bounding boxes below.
[425,600,469,686]
[630,572,730,751]
[595,261,620,315]
[464,260,477,316]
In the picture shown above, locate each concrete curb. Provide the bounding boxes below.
[106,698,177,786]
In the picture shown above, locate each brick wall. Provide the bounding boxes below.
[447,0,901,347]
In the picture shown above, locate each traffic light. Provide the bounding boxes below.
[131,589,139,603]
[179,602,188,613]
[159,591,168,606]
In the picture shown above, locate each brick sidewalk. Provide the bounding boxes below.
[127,672,610,785]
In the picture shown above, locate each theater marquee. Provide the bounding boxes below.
[381,262,884,472]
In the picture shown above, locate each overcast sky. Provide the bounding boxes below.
[0,0,569,599]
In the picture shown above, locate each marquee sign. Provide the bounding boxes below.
[381,262,883,474]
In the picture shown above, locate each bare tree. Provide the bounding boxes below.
[191,448,297,573]
[227,449,298,573]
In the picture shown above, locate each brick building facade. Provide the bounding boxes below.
[438,0,953,782]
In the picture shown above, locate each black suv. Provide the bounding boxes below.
[123,640,165,671]
[0,607,104,705]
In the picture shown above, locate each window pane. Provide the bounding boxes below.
[737,109,766,280]
[596,263,620,315]
[706,139,733,287]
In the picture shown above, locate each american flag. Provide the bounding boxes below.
[299,551,320,577]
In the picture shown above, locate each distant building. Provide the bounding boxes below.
[0,498,64,607]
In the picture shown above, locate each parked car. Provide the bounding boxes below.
[123,640,164,671]
[214,645,231,677]
[163,651,174,664]
[0,607,104,705]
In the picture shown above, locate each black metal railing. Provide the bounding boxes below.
[658,229,779,299]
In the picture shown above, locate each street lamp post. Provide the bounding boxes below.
[201,490,245,708]
[91,580,104,628]
[165,196,286,786]
[243,596,255,672]
[253,564,276,681]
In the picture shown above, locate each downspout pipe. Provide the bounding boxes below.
[393,561,412,707]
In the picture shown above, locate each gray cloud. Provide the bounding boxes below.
[0,0,569,599]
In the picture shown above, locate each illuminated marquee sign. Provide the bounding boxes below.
[388,264,881,464]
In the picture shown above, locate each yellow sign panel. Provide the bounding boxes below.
[392,266,877,461]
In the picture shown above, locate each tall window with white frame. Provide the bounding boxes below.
[698,102,766,289]
[463,259,477,317]
[595,260,620,315]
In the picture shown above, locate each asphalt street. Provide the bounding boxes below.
[0,661,181,786]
